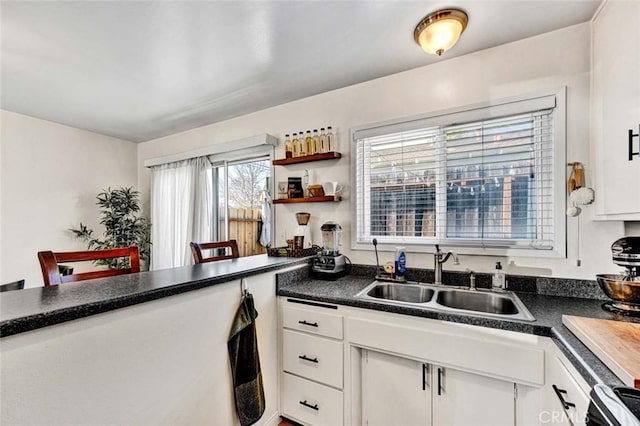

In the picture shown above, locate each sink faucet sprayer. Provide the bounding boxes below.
[434,245,459,285]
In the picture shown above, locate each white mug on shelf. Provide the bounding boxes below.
[323,182,343,196]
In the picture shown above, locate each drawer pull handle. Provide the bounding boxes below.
[422,364,429,390]
[298,320,318,327]
[552,385,576,410]
[299,400,319,411]
[299,355,319,363]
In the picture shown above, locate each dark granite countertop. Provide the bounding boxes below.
[276,267,640,389]
[1,255,308,337]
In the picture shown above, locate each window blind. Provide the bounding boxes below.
[355,103,556,249]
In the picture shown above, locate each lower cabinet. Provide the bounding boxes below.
[279,299,345,426]
[541,345,590,425]
[282,373,344,426]
[362,350,432,426]
[278,297,591,426]
[362,349,515,426]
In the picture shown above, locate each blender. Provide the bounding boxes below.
[312,222,347,278]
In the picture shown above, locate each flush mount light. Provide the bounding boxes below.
[414,8,468,56]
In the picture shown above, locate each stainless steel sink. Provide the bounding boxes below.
[436,290,519,315]
[356,281,535,322]
[366,283,434,304]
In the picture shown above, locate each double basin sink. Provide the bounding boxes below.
[356,280,535,322]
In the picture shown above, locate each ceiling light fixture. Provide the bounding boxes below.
[414,8,468,56]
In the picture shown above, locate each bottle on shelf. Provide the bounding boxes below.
[312,129,319,155]
[284,134,292,159]
[292,133,300,158]
[319,128,329,153]
[305,130,314,155]
[298,131,307,156]
[327,126,336,152]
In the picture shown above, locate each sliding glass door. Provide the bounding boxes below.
[212,156,271,257]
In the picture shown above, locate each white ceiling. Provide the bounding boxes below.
[1,1,601,143]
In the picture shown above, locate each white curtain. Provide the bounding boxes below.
[150,157,213,270]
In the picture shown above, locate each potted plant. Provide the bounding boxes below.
[71,187,151,269]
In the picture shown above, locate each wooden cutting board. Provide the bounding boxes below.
[563,315,640,388]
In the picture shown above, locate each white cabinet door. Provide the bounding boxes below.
[362,350,432,426]
[432,366,515,426]
[592,1,640,218]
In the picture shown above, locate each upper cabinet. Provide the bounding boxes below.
[592,0,640,220]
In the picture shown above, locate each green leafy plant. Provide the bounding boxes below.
[70,187,151,269]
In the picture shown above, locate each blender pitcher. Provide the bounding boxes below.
[321,222,342,256]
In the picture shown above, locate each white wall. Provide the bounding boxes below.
[0,110,138,287]
[138,23,625,281]
[0,269,282,426]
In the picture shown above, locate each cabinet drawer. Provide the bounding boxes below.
[282,303,343,339]
[548,355,590,425]
[283,330,343,389]
[283,373,343,426]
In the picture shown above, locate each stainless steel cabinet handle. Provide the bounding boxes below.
[299,400,319,411]
[298,320,318,327]
[298,355,319,363]
[552,385,576,410]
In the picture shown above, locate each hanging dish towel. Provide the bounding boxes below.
[227,291,265,426]
[259,190,271,248]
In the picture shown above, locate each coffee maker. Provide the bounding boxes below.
[294,212,312,249]
[312,222,347,278]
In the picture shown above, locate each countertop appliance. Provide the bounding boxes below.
[312,222,347,279]
[294,212,312,249]
[597,237,640,315]
[586,384,640,426]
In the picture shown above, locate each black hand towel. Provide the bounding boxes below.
[228,292,265,426]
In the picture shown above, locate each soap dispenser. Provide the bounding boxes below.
[492,262,506,290]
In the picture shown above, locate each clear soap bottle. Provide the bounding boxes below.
[492,261,506,290]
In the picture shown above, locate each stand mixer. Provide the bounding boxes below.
[596,237,640,314]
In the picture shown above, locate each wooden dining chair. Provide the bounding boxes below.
[190,240,240,264]
[38,246,140,286]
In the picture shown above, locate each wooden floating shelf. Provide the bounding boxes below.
[272,152,342,166]
[273,196,341,204]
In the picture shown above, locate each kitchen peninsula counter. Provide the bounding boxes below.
[1,255,307,337]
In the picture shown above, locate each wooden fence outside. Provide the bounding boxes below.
[220,208,267,257]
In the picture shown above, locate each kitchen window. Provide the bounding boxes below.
[353,89,566,255]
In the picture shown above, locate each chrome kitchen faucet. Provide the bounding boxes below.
[434,245,459,285]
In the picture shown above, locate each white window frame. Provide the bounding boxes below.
[350,88,567,258]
